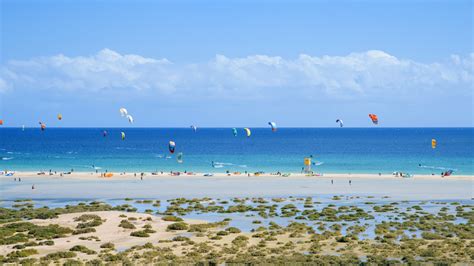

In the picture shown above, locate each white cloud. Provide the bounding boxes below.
[1,49,472,101]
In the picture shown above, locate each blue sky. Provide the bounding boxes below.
[1,0,473,127]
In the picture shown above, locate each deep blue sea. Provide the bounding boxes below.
[0,128,472,174]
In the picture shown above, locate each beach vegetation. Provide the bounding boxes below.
[41,251,77,261]
[73,227,96,235]
[99,242,115,249]
[167,222,189,231]
[70,245,97,255]
[161,215,183,222]
[118,219,136,229]
[130,230,150,237]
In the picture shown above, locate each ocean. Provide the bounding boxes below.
[0,128,472,175]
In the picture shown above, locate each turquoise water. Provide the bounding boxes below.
[0,128,473,174]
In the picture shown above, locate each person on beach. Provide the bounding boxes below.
[331,179,333,184]
[14,178,16,181]
[32,184,35,189]
[349,180,352,185]
[18,178,21,182]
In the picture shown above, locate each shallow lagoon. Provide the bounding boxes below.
[1,175,471,241]
[1,194,470,240]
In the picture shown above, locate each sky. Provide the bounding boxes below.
[0,0,473,127]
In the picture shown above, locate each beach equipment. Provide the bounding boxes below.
[119,108,128,117]
[0,120,3,125]
[57,113,62,120]
[22,125,25,131]
[336,119,344,127]
[244,128,251,137]
[431,139,437,149]
[442,170,453,177]
[169,141,176,154]
[304,157,312,173]
[39,122,46,131]
[126,114,134,123]
[268,122,277,132]
[369,114,378,125]
[177,152,183,163]
[232,128,238,136]
[190,125,197,132]
[104,173,113,177]
[121,132,125,140]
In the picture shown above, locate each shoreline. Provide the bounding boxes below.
[1,171,472,181]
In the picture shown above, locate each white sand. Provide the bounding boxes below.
[3,171,472,180]
[0,211,205,259]
[0,171,472,201]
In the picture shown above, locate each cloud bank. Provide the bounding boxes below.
[1,49,473,101]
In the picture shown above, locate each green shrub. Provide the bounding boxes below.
[99,242,115,249]
[161,215,183,222]
[73,227,96,235]
[7,248,38,258]
[119,220,136,229]
[217,230,229,236]
[41,251,76,260]
[226,227,241,234]
[172,236,190,242]
[70,245,97,255]
[130,230,150,237]
[167,222,189,231]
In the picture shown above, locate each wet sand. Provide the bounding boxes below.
[1,172,472,201]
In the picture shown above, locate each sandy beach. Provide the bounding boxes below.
[0,211,206,259]
[2,171,472,181]
[1,171,472,201]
